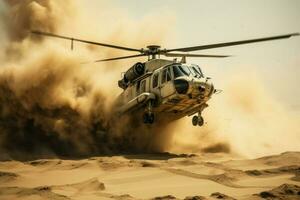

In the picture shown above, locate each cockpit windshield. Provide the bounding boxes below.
[191,64,204,78]
[173,65,186,78]
[172,64,204,78]
[180,65,191,76]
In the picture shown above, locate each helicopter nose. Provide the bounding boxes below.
[196,81,214,97]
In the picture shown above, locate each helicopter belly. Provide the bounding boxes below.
[154,93,210,120]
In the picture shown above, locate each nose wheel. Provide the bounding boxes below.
[192,115,204,126]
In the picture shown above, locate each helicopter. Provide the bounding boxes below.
[31,30,299,126]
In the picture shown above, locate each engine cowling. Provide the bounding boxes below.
[118,62,145,89]
[124,62,145,82]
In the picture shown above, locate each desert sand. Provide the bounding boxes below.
[0,152,299,200]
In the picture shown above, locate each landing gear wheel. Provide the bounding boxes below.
[192,116,199,126]
[198,116,204,126]
[143,113,154,124]
[192,115,204,126]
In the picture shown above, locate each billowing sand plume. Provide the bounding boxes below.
[0,47,178,159]
[0,50,111,158]
[0,0,109,159]
[219,73,300,157]
[0,0,176,159]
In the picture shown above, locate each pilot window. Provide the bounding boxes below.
[152,73,159,88]
[140,80,146,93]
[173,65,184,78]
[180,65,191,76]
[173,65,191,78]
[161,67,172,84]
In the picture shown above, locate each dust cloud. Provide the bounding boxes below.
[220,73,300,158]
[0,0,175,160]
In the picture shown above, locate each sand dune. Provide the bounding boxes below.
[0,171,19,182]
[0,186,69,200]
[252,184,300,200]
[0,152,299,199]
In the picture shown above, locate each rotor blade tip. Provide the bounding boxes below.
[289,32,300,37]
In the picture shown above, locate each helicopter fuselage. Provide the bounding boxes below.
[115,59,215,125]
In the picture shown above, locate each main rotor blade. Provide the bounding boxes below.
[163,53,230,58]
[165,33,299,52]
[31,30,142,52]
[94,54,146,62]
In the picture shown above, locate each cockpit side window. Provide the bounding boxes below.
[161,67,172,84]
[173,65,184,78]
[152,72,159,88]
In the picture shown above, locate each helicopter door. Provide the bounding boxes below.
[160,67,175,99]
[151,71,160,97]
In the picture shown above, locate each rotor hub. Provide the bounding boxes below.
[146,45,161,54]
